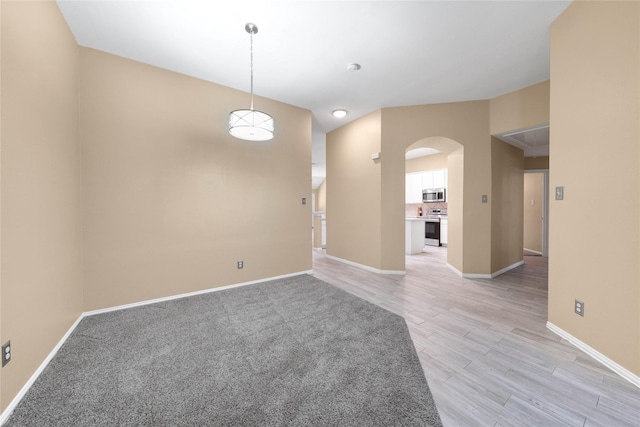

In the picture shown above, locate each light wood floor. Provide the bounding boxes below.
[312,247,640,427]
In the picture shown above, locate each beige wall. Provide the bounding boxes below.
[1,1,4,407]
[446,147,464,272]
[313,180,326,248]
[327,102,492,274]
[524,173,544,253]
[1,0,312,409]
[490,80,550,135]
[491,138,524,272]
[80,48,312,311]
[312,215,322,249]
[379,117,407,272]
[549,0,640,375]
[7,0,637,413]
[1,1,83,409]
[524,156,549,170]
[326,111,382,268]
[0,1,3,407]
[381,102,492,274]
[405,152,448,173]
[316,179,326,211]
[329,95,546,276]
[327,101,497,275]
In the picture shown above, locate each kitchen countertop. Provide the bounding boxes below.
[406,216,448,221]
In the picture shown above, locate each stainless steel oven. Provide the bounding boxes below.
[425,219,441,246]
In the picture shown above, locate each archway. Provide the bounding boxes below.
[404,137,464,271]
[326,102,500,277]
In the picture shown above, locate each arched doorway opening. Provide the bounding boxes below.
[404,137,463,270]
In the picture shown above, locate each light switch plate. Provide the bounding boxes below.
[555,186,564,200]
[481,195,488,203]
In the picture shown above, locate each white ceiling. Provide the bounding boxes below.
[56,0,570,187]
[406,148,441,159]
[495,125,550,157]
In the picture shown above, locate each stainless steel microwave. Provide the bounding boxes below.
[423,188,446,203]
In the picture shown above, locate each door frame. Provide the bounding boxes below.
[525,169,549,257]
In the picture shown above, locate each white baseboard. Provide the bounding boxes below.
[446,263,467,277]
[0,270,314,425]
[0,315,84,425]
[325,255,406,275]
[490,260,524,278]
[84,270,313,317]
[524,247,543,255]
[446,260,523,279]
[547,322,640,389]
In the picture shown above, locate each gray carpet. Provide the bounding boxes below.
[6,274,442,426]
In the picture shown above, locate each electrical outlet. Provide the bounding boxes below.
[237,260,243,269]
[301,198,307,205]
[575,299,584,317]
[2,341,11,367]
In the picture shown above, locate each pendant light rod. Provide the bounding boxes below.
[246,23,257,111]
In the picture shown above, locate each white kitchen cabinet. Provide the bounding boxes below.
[406,168,448,203]
[433,169,447,189]
[440,218,448,245]
[405,172,423,203]
[406,219,425,254]
[421,171,434,191]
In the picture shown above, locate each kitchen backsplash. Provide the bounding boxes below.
[406,202,448,217]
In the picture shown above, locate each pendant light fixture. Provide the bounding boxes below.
[229,23,274,141]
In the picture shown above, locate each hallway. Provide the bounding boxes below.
[312,248,640,426]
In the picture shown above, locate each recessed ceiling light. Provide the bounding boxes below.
[347,63,361,72]
[332,109,348,118]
